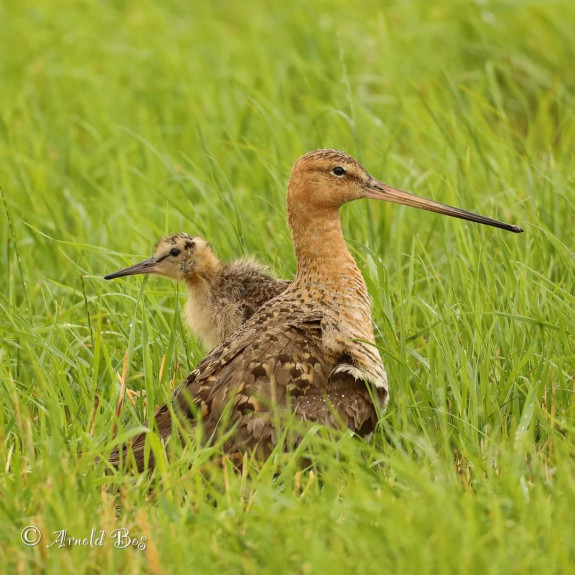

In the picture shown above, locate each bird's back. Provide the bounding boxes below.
[111,284,386,470]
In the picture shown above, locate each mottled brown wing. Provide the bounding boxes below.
[110,298,382,470]
[189,313,383,457]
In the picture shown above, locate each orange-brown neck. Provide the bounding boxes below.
[288,202,369,301]
[289,205,352,276]
[288,202,377,355]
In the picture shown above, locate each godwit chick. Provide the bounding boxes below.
[105,233,290,350]
[110,150,522,470]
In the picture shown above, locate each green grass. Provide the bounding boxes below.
[1,0,574,572]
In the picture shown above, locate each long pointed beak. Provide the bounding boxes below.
[104,256,158,280]
[366,179,523,233]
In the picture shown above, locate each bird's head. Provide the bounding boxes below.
[287,149,523,233]
[105,233,220,282]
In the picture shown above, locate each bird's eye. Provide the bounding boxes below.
[170,248,181,257]
[332,166,346,176]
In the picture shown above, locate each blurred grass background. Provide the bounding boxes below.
[1,0,574,572]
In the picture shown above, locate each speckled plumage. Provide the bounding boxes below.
[109,149,522,470]
[105,233,289,350]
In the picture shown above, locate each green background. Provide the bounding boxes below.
[1,0,574,572]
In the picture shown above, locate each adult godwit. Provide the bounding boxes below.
[105,233,290,350]
[109,149,522,470]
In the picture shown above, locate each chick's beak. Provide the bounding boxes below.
[104,256,158,280]
[366,178,523,233]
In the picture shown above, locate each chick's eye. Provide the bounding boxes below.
[170,248,181,257]
[332,166,346,176]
